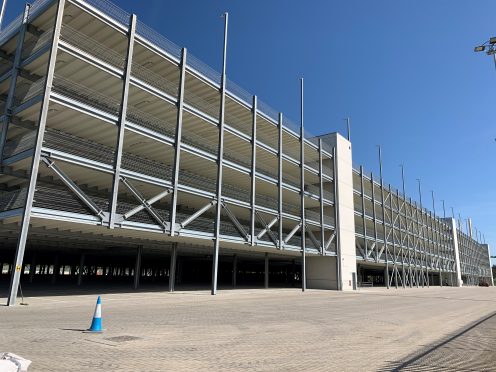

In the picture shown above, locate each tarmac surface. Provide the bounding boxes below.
[1,286,496,371]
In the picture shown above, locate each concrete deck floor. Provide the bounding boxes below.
[1,286,496,371]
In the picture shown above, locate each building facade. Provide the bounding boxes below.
[0,0,492,305]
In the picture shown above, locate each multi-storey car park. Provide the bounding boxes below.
[0,0,492,305]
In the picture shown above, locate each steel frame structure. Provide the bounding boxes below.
[352,167,491,287]
[0,0,491,305]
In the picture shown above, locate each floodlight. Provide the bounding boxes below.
[474,45,486,52]
[490,37,496,44]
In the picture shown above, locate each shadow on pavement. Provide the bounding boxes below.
[383,311,496,371]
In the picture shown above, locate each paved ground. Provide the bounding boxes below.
[1,286,496,371]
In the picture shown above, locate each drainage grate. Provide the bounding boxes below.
[104,335,142,343]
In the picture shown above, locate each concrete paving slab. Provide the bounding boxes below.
[1,287,496,371]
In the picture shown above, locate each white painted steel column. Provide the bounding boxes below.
[250,96,257,246]
[169,48,187,236]
[300,78,306,292]
[278,113,283,250]
[7,0,66,306]
[212,12,228,295]
[109,14,137,228]
[449,218,462,287]
[318,139,325,254]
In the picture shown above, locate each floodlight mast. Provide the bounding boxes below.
[474,37,496,71]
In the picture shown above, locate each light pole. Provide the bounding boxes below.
[474,37,496,71]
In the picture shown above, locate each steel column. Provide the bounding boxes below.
[7,0,66,306]
[232,254,237,287]
[29,253,36,283]
[300,78,306,292]
[169,243,177,292]
[77,253,85,286]
[264,252,269,289]
[133,246,142,289]
[0,4,30,164]
[169,48,187,236]
[212,12,228,295]
[319,139,325,254]
[250,95,257,246]
[371,173,379,262]
[378,146,389,288]
[360,166,367,260]
[278,112,283,249]
[333,146,341,290]
[109,14,137,228]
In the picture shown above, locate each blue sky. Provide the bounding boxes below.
[4,0,496,258]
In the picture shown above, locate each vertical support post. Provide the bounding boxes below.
[333,146,341,290]
[232,254,237,287]
[29,253,36,283]
[250,95,257,246]
[133,246,142,289]
[388,185,398,289]
[378,146,389,288]
[371,173,378,262]
[7,0,66,306]
[360,166,367,260]
[169,48,187,236]
[77,253,85,286]
[318,139,325,254]
[109,14,137,228]
[300,78,306,292]
[212,12,228,296]
[169,243,177,292]
[0,3,30,163]
[432,191,442,287]
[450,218,462,286]
[51,254,59,284]
[278,112,283,249]
[399,166,407,288]
[264,252,269,289]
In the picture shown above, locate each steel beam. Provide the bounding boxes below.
[221,201,249,241]
[0,4,30,164]
[41,157,105,220]
[109,14,137,229]
[169,48,187,236]
[123,189,172,220]
[7,0,66,306]
[121,176,168,230]
[180,200,216,229]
